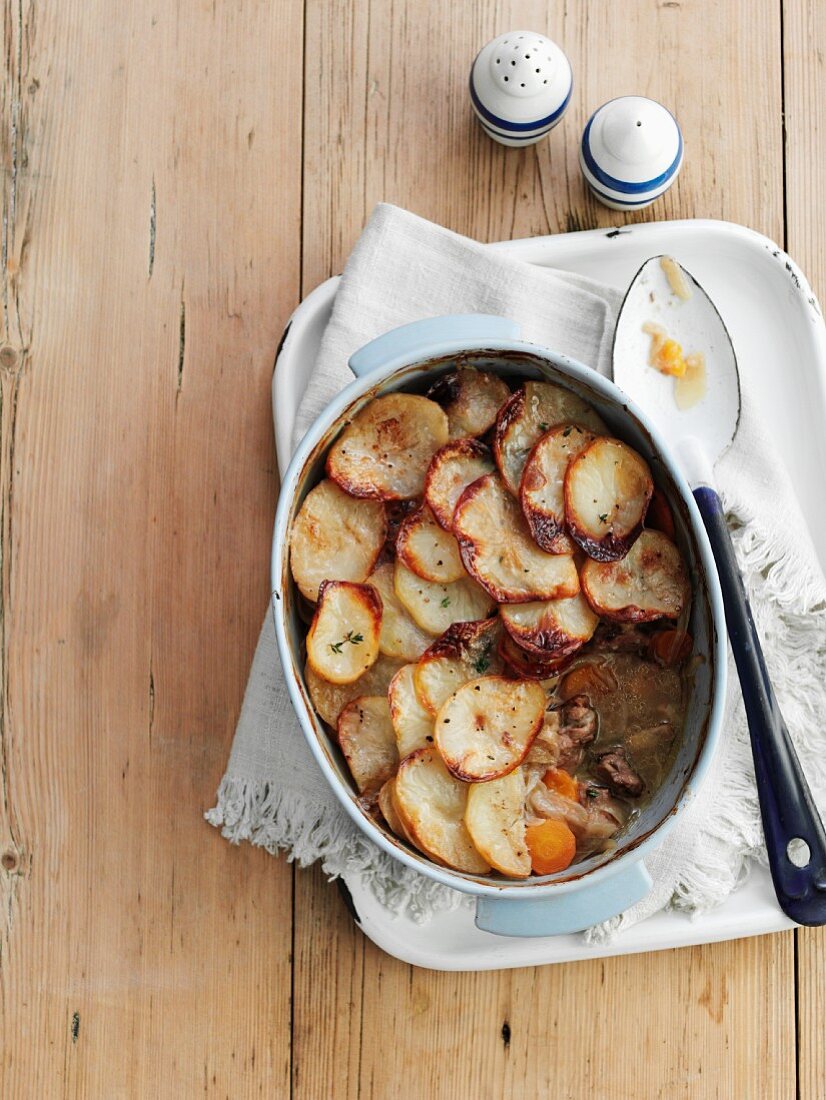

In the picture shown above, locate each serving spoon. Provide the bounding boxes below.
[613,255,826,925]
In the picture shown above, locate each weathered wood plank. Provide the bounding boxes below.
[784,1,826,1096]
[0,1,302,1094]
[353,932,794,1100]
[300,0,784,297]
[294,2,795,1098]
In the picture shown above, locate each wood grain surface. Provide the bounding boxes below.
[1,1,823,1096]
[785,2,826,1098]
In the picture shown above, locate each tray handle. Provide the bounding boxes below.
[348,315,522,379]
[474,860,652,938]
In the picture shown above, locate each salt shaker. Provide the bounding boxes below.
[579,96,683,210]
[469,31,573,147]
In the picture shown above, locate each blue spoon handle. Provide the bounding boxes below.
[693,486,826,924]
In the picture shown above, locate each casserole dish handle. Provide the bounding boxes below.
[349,315,522,378]
[474,860,653,937]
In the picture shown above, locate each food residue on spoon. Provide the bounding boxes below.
[642,322,707,409]
[642,322,687,377]
[675,351,707,408]
[660,256,693,300]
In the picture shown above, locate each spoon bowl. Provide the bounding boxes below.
[613,255,740,468]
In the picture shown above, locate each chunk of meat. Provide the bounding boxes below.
[554,694,598,771]
[592,622,651,655]
[524,710,562,767]
[593,746,645,798]
[576,784,630,853]
[626,722,677,789]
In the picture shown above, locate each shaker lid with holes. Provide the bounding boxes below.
[580,96,683,208]
[469,31,572,144]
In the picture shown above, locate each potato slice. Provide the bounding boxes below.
[290,479,387,602]
[414,617,503,715]
[494,381,608,496]
[306,581,382,684]
[581,529,690,623]
[387,663,434,756]
[394,747,490,873]
[453,473,580,603]
[500,591,599,657]
[564,437,653,562]
[367,563,432,661]
[396,505,465,583]
[520,424,598,553]
[428,368,512,439]
[394,560,495,636]
[424,438,496,531]
[435,676,545,782]
[465,768,531,878]
[326,393,449,500]
[499,631,573,679]
[377,778,409,839]
[305,654,403,728]
[337,695,399,794]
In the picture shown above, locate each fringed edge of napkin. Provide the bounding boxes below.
[205,779,469,922]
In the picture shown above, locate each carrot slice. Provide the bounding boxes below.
[648,629,692,666]
[558,662,618,701]
[525,819,577,875]
[542,767,579,802]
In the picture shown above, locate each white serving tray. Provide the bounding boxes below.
[273,219,826,971]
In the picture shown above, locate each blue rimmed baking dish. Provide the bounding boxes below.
[271,314,726,937]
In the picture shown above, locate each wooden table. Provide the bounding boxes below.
[1,1,824,1095]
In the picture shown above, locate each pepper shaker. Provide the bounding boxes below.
[469,31,573,147]
[579,96,683,210]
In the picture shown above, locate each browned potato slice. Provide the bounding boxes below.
[498,631,574,679]
[453,473,579,603]
[396,505,465,583]
[500,591,599,657]
[290,479,386,602]
[581,529,690,623]
[465,768,531,878]
[367,563,432,661]
[326,394,449,500]
[428,368,512,439]
[564,437,653,562]
[424,438,495,530]
[520,424,598,553]
[494,382,608,496]
[337,695,399,793]
[378,778,413,836]
[377,778,407,837]
[387,663,434,756]
[394,747,490,873]
[305,654,403,728]
[306,581,382,684]
[435,676,545,782]
[414,618,502,715]
[394,561,495,636]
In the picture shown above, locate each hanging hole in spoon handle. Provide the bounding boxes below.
[693,485,826,925]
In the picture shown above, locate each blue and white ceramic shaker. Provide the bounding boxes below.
[579,96,683,209]
[469,31,573,147]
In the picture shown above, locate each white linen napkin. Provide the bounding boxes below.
[207,204,826,937]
